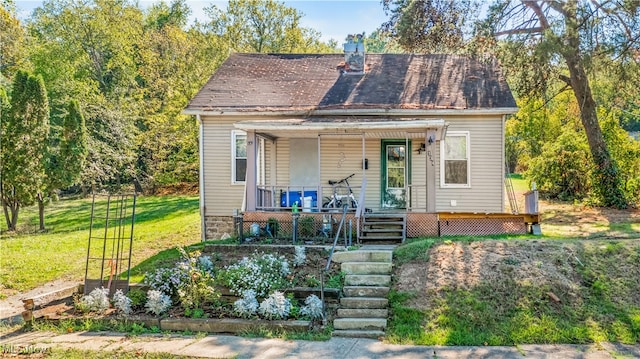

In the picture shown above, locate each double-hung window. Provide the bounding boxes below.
[232,130,246,184]
[440,131,470,188]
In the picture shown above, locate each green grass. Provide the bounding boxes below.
[387,238,640,345]
[507,173,531,192]
[0,195,201,294]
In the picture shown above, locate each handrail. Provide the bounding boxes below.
[320,204,349,325]
[325,204,349,272]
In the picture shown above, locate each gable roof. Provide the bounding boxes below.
[185,53,517,114]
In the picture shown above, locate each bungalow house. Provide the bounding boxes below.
[184,42,534,242]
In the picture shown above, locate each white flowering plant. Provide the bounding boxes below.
[300,294,323,320]
[219,251,292,298]
[112,289,132,315]
[145,289,172,316]
[76,287,110,313]
[144,247,219,311]
[258,291,292,320]
[233,289,259,318]
[293,246,306,267]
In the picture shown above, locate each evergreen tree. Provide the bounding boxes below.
[1,70,49,231]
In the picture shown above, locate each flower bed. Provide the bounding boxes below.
[64,244,343,334]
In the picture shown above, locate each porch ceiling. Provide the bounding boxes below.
[234,118,447,140]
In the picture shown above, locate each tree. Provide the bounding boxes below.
[1,70,49,231]
[205,0,335,53]
[364,30,403,53]
[0,2,28,80]
[381,0,477,53]
[29,0,142,189]
[483,1,638,208]
[37,99,88,230]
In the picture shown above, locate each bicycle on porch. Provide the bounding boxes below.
[322,173,358,210]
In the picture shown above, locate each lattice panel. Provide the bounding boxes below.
[439,218,527,236]
[406,213,439,237]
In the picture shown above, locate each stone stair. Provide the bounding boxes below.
[360,214,406,243]
[331,249,392,338]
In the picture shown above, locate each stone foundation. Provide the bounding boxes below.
[204,216,236,240]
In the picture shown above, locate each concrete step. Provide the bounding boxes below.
[333,318,387,331]
[343,286,389,297]
[340,297,388,309]
[341,262,392,275]
[337,308,388,318]
[332,250,392,263]
[344,274,391,286]
[332,329,385,339]
[362,228,403,233]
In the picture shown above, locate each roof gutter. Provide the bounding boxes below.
[234,118,447,132]
[182,107,520,117]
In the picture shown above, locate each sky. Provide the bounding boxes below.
[14,0,390,44]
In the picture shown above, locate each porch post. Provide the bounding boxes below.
[426,129,437,212]
[245,130,257,211]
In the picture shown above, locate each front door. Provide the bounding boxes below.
[381,140,410,209]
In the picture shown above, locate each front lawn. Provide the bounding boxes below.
[0,195,200,297]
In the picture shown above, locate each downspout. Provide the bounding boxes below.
[197,114,206,242]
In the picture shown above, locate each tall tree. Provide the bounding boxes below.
[37,99,88,230]
[205,0,335,53]
[29,0,142,189]
[481,1,639,208]
[0,2,28,81]
[1,70,49,231]
[381,0,477,53]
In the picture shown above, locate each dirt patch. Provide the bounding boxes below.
[395,239,640,311]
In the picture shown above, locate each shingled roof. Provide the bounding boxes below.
[185,53,517,113]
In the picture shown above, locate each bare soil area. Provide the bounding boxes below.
[395,199,640,313]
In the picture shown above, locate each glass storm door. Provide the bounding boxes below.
[382,141,408,209]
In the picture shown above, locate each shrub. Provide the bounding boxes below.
[143,266,189,298]
[127,288,147,309]
[293,246,306,267]
[112,289,132,315]
[219,251,291,298]
[145,290,172,316]
[300,294,323,320]
[258,291,291,320]
[77,287,110,313]
[173,249,219,310]
[144,247,218,310]
[233,289,259,318]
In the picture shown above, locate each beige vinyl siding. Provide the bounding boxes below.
[318,136,366,205]
[275,138,290,185]
[202,117,245,216]
[435,116,504,212]
[411,141,428,210]
[363,139,381,210]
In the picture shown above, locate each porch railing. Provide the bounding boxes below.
[407,184,427,211]
[256,185,360,212]
[257,184,428,211]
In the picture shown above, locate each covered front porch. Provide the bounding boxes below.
[233,117,538,243]
[239,117,447,215]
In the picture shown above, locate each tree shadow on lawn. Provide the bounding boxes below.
[39,195,198,234]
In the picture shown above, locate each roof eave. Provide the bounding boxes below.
[182,107,520,117]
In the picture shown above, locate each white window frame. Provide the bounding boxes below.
[440,131,471,188]
[231,130,247,185]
